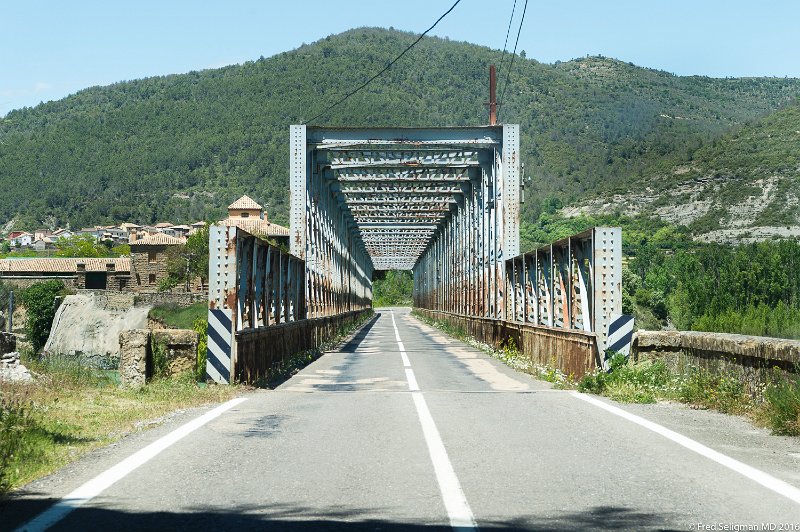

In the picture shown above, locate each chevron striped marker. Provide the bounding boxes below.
[206,308,232,384]
[604,313,635,369]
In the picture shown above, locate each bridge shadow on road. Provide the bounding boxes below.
[1,498,680,531]
[338,312,380,354]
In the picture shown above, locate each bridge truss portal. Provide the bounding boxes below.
[290,124,520,319]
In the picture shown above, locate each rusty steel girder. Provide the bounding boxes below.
[504,227,623,354]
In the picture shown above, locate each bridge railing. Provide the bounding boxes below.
[205,225,371,384]
[504,227,622,355]
[414,227,625,377]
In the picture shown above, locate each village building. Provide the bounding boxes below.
[128,232,186,291]
[0,257,131,290]
[222,195,289,246]
[32,237,57,251]
[8,231,33,248]
[51,228,75,239]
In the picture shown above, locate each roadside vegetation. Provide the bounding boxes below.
[0,353,240,497]
[149,302,206,330]
[372,270,413,307]
[0,280,239,498]
[412,310,800,437]
[578,354,800,436]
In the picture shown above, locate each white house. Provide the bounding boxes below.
[8,231,33,247]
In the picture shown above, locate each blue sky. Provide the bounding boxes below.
[2,0,799,116]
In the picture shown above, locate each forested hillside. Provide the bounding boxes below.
[1,27,798,230]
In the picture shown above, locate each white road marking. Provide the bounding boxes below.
[397,341,405,352]
[391,310,477,531]
[405,368,420,391]
[17,397,249,532]
[400,350,411,367]
[572,391,800,506]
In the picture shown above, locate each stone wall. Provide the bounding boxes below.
[75,290,136,310]
[119,329,151,387]
[118,328,199,386]
[633,330,800,397]
[0,275,77,290]
[133,291,207,308]
[152,329,199,376]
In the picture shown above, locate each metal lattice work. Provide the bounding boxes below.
[504,227,623,353]
[291,125,520,316]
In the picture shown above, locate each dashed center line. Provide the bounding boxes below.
[390,310,477,531]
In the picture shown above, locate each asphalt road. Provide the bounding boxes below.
[5,307,800,531]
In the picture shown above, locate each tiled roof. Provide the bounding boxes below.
[0,257,131,274]
[223,218,290,237]
[130,233,185,246]
[227,195,262,211]
[154,222,174,228]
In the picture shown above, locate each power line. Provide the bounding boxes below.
[303,0,463,125]
[499,0,528,116]
[496,0,518,88]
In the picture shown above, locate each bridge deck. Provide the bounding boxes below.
[8,309,800,530]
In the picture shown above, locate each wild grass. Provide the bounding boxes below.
[0,351,240,497]
[578,353,799,435]
[148,302,207,330]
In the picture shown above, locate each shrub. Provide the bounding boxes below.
[764,376,800,436]
[193,317,208,381]
[20,280,64,351]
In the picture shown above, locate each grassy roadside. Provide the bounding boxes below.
[410,311,799,436]
[0,354,241,497]
[578,354,800,436]
[410,311,574,389]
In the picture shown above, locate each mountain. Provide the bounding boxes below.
[561,101,800,243]
[1,27,798,232]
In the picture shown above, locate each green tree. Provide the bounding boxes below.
[373,270,413,307]
[160,224,210,291]
[20,280,64,351]
[54,235,108,258]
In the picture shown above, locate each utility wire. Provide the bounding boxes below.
[496,0,518,89]
[499,0,528,115]
[303,0,463,125]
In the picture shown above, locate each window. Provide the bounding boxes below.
[119,279,127,290]
[149,274,156,285]
[240,212,249,218]
[148,251,157,263]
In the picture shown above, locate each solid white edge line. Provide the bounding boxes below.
[400,351,411,367]
[397,341,405,352]
[571,391,800,506]
[17,397,249,532]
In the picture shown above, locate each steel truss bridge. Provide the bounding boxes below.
[206,125,624,384]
